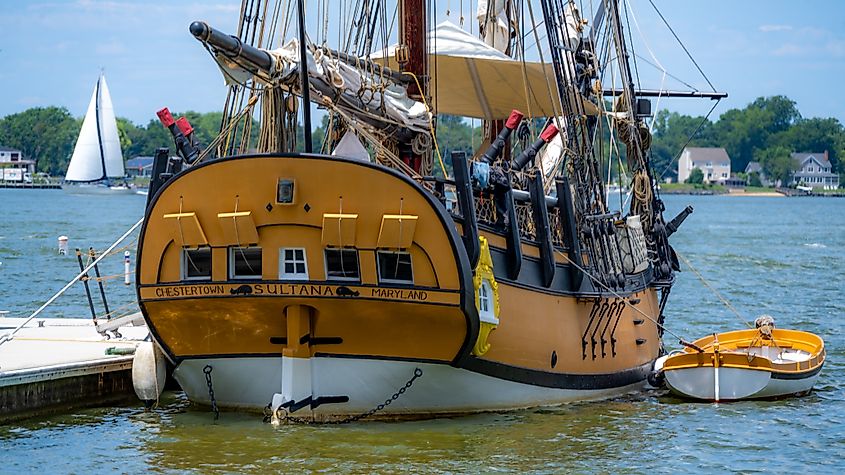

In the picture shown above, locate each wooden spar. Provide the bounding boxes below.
[399,0,428,100]
[398,0,428,172]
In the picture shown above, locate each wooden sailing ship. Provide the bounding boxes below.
[136,0,724,421]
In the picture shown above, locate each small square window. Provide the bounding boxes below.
[324,248,359,281]
[229,247,262,279]
[280,247,308,280]
[377,251,413,283]
[183,247,212,280]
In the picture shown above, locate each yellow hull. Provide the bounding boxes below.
[137,154,665,413]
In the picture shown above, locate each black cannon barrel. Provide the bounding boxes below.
[189,21,273,72]
[666,205,694,237]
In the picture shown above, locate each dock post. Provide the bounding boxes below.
[76,249,98,321]
[89,248,111,320]
[124,251,131,285]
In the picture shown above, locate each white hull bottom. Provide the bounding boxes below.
[665,366,820,401]
[173,357,647,420]
[62,183,137,195]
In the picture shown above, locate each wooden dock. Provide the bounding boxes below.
[0,183,62,189]
[0,314,149,422]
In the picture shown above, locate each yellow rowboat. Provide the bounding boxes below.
[653,324,825,401]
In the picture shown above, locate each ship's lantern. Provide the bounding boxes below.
[277,178,295,204]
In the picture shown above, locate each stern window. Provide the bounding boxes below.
[280,248,308,280]
[478,279,497,323]
[182,247,212,280]
[229,247,262,279]
[324,248,359,281]
[377,251,413,284]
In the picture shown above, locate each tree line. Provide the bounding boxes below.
[651,96,844,186]
[1,95,842,187]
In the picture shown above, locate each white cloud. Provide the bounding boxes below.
[759,24,793,33]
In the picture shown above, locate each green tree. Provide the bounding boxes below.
[757,145,797,186]
[747,171,762,187]
[710,95,800,173]
[685,167,704,184]
[770,117,845,173]
[116,117,135,153]
[0,107,80,175]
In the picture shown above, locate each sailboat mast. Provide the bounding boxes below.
[93,74,109,184]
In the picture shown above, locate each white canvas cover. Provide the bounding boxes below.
[373,21,582,120]
[65,75,124,182]
[331,130,371,162]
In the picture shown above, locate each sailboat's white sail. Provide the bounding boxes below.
[65,75,124,182]
[66,83,103,182]
[98,76,125,178]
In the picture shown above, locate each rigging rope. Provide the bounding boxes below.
[401,71,448,178]
[647,0,717,92]
[676,251,752,329]
[554,249,691,346]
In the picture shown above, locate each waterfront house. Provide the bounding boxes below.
[744,161,771,187]
[791,152,839,190]
[126,156,154,177]
[0,145,35,182]
[678,147,731,184]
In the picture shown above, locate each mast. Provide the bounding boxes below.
[398,0,428,172]
[94,74,109,184]
[399,0,428,100]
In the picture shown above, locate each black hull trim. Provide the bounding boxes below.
[460,356,653,390]
[174,351,653,391]
[770,364,824,380]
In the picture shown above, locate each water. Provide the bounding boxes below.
[1,190,844,472]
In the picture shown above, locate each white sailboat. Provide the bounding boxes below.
[63,74,133,194]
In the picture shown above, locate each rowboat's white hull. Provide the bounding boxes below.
[173,356,647,419]
[663,365,821,401]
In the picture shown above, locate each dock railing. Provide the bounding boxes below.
[0,218,144,348]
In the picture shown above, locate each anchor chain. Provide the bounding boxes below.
[203,365,219,420]
[275,367,423,424]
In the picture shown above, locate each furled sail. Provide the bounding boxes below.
[207,34,430,134]
[372,22,597,120]
[65,75,125,182]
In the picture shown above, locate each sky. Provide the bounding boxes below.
[1,0,844,126]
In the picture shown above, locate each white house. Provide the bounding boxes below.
[0,146,35,182]
[677,147,731,184]
[791,152,839,190]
